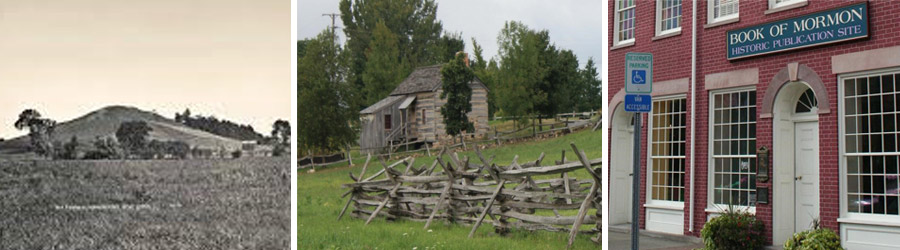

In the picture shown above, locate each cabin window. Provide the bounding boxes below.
[421,110,426,124]
[384,114,392,130]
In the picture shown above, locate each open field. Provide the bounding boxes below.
[0,157,290,249]
[299,129,601,249]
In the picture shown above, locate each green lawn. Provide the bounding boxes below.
[298,129,601,249]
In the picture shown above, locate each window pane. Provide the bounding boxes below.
[711,90,756,207]
[844,71,900,216]
[650,98,687,202]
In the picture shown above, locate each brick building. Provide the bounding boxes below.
[607,1,900,248]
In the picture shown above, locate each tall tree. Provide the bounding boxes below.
[298,40,310,58]
[340,0,457,107]
[298,29,359,153]
[577,58,602,112]
[61,136,81,160]
[116,121,152,157]
[545,49,580,116]
[471,38,499,119]
[14,109,56,157]
[470,38,486,71]
[440,52,475,138]
[496,21,549,125]
[362,22,408,105]
[272,119,291,144]
[434,32,465,64]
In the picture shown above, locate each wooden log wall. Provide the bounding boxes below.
[339,143,602,248]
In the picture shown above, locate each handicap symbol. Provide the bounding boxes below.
[632,70,646,84]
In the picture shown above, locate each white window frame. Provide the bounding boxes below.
[769,0,805,10]
[707,86,757,214]
[707,0,739,26]
[655,0,682,37]
[647,95,687,208]
[614,0,636,47]
[839,67,900,224]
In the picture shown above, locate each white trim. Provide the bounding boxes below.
[707,0,739,25]
[646,206,685,234]
[839,217,900,228]
[705,205,756,215]
[768,0,806,11]
[707,86,758,211]
[646,94,688,207]
[655,0,682,37]
[689,0,697,231]
[841,222,900,250]
[838,67,900,225]
[644,202,685,210]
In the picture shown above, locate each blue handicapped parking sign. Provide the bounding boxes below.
[632,70,646,84]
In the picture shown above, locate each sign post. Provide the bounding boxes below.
[624,52,652,250]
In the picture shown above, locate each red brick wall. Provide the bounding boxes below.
[607,0,695,233]
[608,0,900,244]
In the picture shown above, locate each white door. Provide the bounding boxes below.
[794,121,819,231]
[611,110,634,225]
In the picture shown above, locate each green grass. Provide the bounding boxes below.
[299,129,601,249]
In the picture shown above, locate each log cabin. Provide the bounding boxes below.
[359,65,489,153]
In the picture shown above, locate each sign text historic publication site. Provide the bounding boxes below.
[726,3,868,60]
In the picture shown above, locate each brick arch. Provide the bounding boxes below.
[760,63,831,118]
[610,89,626,118]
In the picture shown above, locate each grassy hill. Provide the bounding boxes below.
[0,106,243,155]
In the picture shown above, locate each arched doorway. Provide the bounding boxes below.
[772,81,821,244]
[611,103,635,225]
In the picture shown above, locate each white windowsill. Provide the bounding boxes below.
[705,206,756,215]
[645,202,685,210]
[653,28,682,41]
[610,40,635,51]
[838,217,900,228]
[765,1,807,15]
[705,16,739,29]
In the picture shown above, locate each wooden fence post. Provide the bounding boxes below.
[338,154,372,221]
[468,180,506,238]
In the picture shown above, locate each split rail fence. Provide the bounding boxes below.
[338,143,601,248]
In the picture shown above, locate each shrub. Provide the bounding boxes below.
[784,220,843,250]
[700,206,766,250]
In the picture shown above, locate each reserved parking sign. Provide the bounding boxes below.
[625,52,652,93]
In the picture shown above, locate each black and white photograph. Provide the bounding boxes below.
[0,0,292,249]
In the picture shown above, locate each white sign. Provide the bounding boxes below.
[625,52,653,93]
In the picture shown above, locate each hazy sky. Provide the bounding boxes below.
[298,0,603,68]
[0,0,291,139]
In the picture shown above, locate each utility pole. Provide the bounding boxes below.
[322,13,343,45]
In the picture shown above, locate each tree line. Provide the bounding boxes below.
[299,0,601,155]
[175,109,265,141]
[13,109,291,160]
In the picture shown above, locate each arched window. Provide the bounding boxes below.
[795,88,818,113]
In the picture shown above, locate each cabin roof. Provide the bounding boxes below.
[389,65,488,96]
[360,95,404,114]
